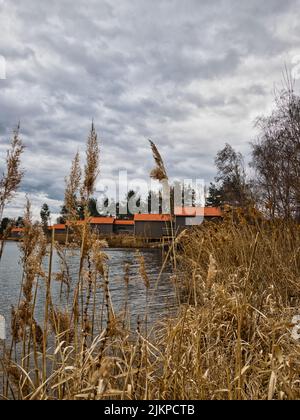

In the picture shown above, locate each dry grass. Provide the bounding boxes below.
[1,131,300,400]
[0,125,24,261]
[1,219,300,400]
[64,152,82,222]
[165,220,300,400]
[0,124,24,221]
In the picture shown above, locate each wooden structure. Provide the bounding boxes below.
[90,217,115,235]
[113,220,135,235]
[134,214,173,239]
[49,224,66,234]
[175,207,223,232]
[10,227,24,239]
[7,208,224,244]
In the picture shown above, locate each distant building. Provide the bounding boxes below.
[42,208,223,242]
[49,224,66,234]
[10,227,24,239]
[114,220,135,235]
[90,217,115,235]
[134,214,172,239]
[175,207,223,232]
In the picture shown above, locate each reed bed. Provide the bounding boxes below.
[1,218,300,400]
[165,220,300,400]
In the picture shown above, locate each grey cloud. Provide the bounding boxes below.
[0,0,300,218]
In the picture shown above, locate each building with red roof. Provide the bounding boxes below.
[134,214,173,238]
[90,217,115,235]
[10,227,24,239]
[42,208,223,241]
[175,207,223,218]
[49,224,66,234]
[175,207,223,232]
[113,219,135,235]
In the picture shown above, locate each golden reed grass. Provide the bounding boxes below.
[0,125,24,261]
[1,129,300,400]
[1,217,300,400]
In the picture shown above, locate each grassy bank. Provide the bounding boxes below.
[1,219,300,400]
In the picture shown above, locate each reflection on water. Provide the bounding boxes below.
[0,241,176,338]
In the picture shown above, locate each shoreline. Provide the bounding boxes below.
[3,235,171,250]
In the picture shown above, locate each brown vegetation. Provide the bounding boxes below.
[2,82,300,400]
[1,218,300,400]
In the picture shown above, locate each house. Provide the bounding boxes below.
[134,214,173,239]
[175,207,223,232]
[10,227,24,239]
[114,220,135,235]
[90,217,115,235]
[49,224,66,234]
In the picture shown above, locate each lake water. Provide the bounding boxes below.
[0,241,176,339]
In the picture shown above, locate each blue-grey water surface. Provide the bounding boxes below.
[0,241,175,338]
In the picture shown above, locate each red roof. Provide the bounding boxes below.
[90,217,115,225]
[11,227,24,233]
[175,207,223,217]
[134,214,172,222]
[114,220,135,225]
[50,224,66,230]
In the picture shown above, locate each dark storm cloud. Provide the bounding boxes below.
[0,0,300,218]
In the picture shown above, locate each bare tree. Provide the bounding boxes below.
[213,143,251,208]
[252,74,300,220]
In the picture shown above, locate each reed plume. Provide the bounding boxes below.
[0,124,24,262]
[0,124,24,220]
[64,152,81,221]
[81,123,100,203]
[149,140,168,182]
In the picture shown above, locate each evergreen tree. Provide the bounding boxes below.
[40,203,50,233]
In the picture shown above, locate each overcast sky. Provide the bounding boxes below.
[1,0,300,220]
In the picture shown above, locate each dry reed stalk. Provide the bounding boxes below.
[148,139,179,278]
[4,199,47,399]
[42,226,55,385]
[55,243,73,301]
[122,263,131,329]
[81,123,100,203]
[64,152,81,221]
[0,125,24,262]
[0,124,24,221]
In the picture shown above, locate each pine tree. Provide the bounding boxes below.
[40,203,50,234]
